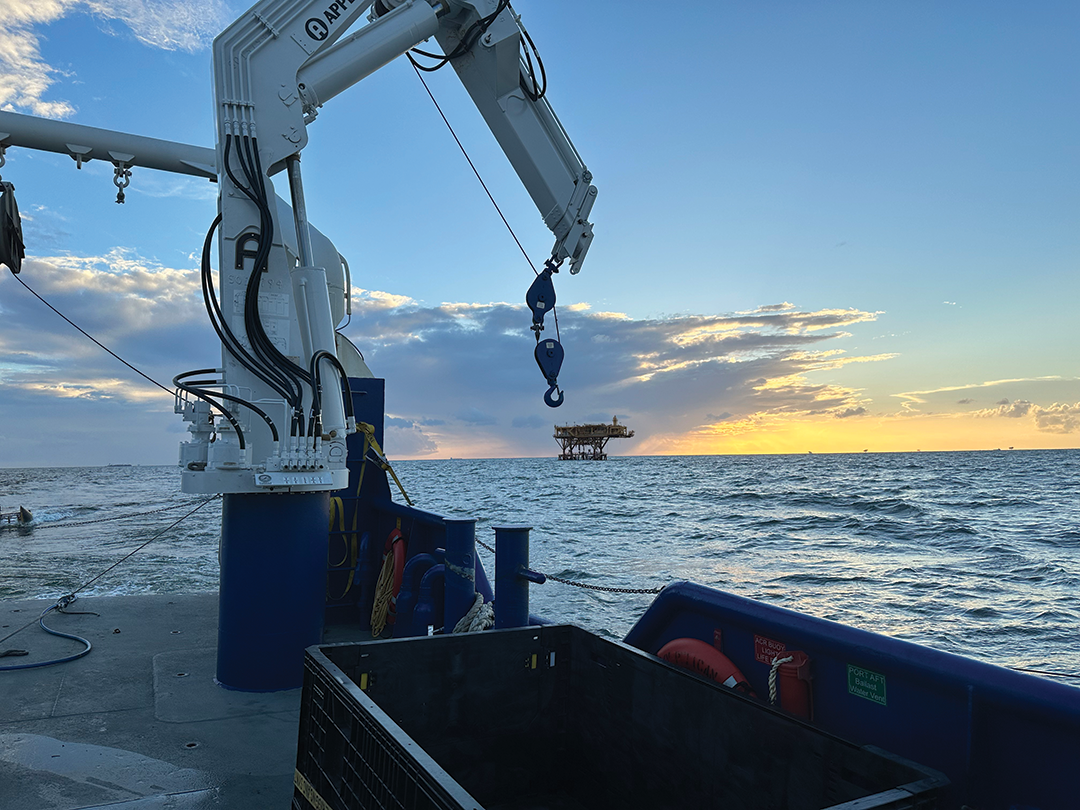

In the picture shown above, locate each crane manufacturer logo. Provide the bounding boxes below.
[305,0,361,41]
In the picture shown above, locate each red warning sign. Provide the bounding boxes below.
[754,634,787,664]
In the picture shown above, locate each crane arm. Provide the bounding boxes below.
[415,1,597,274]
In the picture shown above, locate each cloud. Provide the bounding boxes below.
[975,399,1080,433]
[983,400,1033,419]
[894,379,1080,437]
[84,0,231,51]
[835,406,867,418]
[706,412,733,422]
[457,407,497,426]
[340,293,887,456]
[0,1,229,117]
[384,417,439,456]
[511,414,546,429]
[895,380,1071,411]
[1032,403,1080,434]
[1,249,213,406]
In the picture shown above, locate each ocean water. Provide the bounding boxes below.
[2,450,1078,680]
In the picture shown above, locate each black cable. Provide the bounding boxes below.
[68,496,221,596]
[224,135,309,433]
[240,137,312,403]
[11,274,172,395]
[518,18,547,102]
[172,371,278,440]
[222,134,303,412]
[234,137,303,409]
[173,380,247,450]
[408,0,509,71]
[0,603,92,672]
[309,349,355,423]
[199,211,297,412]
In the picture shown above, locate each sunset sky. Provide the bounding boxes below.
[0,1,1077,466]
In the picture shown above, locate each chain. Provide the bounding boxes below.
[113,162,131,204]
[474,535,663,594]
[34,500,220,530]
[0,496,219,648]
[543,574,664,594]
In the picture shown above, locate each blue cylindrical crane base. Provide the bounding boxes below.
[217,492,329,691]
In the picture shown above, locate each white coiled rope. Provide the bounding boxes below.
[769,655,794,705]
[452,592,495,633]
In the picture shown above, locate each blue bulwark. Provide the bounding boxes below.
[625,581,1080,810]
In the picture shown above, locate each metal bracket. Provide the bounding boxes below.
[66,143,92,169]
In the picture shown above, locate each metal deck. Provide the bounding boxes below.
[1,592,366,809]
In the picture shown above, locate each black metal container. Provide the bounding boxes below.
[294,625,945,810]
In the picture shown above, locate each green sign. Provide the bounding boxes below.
[847,664,887,706]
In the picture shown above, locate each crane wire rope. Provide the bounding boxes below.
[9,270,250,447]
[0,495,220,670]
[10,273,172,397]
[408,61,561,342]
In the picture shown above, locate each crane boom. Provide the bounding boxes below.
[427,1,596,273]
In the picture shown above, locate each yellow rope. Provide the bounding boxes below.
[328,497,347,566]
[356,421,414,506]
[370,546,396,637]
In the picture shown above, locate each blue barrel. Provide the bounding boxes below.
[217,491,329,691]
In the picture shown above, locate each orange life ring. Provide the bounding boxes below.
[658,637,755,696]
[383,529,406,625]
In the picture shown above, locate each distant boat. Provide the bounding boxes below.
[1,506,33,527]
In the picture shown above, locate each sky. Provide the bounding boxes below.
[0,0,1077,466]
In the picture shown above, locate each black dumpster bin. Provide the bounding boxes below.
[294,625,945,810]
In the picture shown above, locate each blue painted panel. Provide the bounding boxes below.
[625,581,1080,810]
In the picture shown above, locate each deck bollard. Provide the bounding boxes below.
[444,518,477,631]
[494,525,546,629]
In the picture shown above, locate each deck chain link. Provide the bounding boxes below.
[476,536,663,594]
[34,501,219,530]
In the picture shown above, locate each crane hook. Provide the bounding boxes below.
[544,384,564,408]
[535,338,565,408]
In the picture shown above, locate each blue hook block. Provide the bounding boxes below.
[526,268,557,331]
[535,338,565,408]
[535,338,563,383]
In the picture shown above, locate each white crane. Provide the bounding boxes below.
[0,0,596,496]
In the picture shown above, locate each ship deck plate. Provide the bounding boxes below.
[1,593,367,809]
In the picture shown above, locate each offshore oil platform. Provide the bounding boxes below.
[554,417,635,460]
